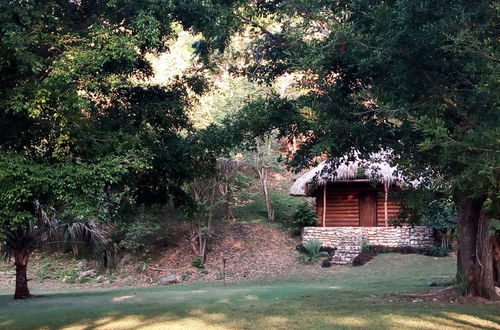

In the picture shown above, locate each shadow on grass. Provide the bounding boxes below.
[0,283,498,330]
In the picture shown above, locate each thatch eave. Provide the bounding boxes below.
[289,152,408,197]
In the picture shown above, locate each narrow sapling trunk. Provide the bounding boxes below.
[259,168,274,221]
[456,196,499,300]
[225,185,235,223]
[14,247,32,299]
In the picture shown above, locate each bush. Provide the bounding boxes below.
[295,243,307,254]
[297,239,329,264]
[319,246,337,256]
[361,238,370,253]
[353,252,375,266]
[421,246,450,257]
[291,203,317,235]
[191,256,204,268]
[117,205,175,251]
[233,191,303,225]
[367,245,450,257]
[119,221,162,251]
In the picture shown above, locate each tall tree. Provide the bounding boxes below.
[0,0,241,299]
[233,0,499,298]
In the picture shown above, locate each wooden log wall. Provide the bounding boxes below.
[316,185,359,227]
[376,195,401,226]
[315,183,402,227]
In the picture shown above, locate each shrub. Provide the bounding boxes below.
[119,221,162,251]
[353,252,375,266]
[297,239,329,264]
[291,203,317,235]
[399,246,419,254]
[319,246,337,256]
[56,268,79,283]
[421,246,450,257]
[367,245,450,257]
[303,239,322,255]
[353,243,450,267]
[191,256,204,268]
[117,205,175,251]
[295,243,307,254]
[321,258,332,267]
[233,191,303,225]
[361,238,370,253]
[36,261,53,280]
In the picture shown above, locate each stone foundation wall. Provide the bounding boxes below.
[302,226,434,248]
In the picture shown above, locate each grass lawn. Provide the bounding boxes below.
[0,254,498,329]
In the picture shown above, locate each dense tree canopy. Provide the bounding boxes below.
[0,0,243,299]
[1,0,498,301]
[229,0,499,298]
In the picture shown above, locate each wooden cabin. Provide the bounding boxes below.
[289,153,406,227]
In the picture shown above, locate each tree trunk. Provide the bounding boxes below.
[456,195,499,299]
[493,235,500,287]
[14,248,32,299]
[225,184,235,223]
[260,168,274,221]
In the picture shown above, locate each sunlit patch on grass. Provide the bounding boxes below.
[388,315,449,329]
[385,312,500,330]
[263,315,288,326]
[2,255,498,330]
[93,316,114,325]
[442,312,500,329]
[62,314,230,330]
[112,295,135,302]
[325,316,368,327]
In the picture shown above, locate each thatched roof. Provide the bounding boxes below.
[289,151,407,196]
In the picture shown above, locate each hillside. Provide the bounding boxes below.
[0,169,317,291]
[0,222,343,292]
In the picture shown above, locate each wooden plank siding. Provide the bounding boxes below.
[315,183,402,227]
[316,185,359,227]
[376,194,401,226]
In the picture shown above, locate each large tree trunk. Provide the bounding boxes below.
[456,196,499,299]
[14,247,32,299]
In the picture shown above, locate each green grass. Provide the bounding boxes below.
[234,191,305,225]
[0,254,498,329]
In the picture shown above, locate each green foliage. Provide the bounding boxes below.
[229,0,499,222]
[0,0,246,255]
[353,252,375,267]
[368,245,450,258]
[191,256,204,269]
[56,268,79,284]
[117,206,173,251]
[36,262,53,280]
[298,239,328,264]
[119,221,161,252]
[233,171,256,190]
[424,200,457,232]
[290,203,317,235]
[361,238,370,253]
[0,0,246,298]
[421,246,451,258]
[234,190,304,225]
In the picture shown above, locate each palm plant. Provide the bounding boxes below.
[1,200,117,299]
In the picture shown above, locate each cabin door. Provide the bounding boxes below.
[359,191,377,226]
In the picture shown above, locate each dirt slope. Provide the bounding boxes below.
[149,224,302,282]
